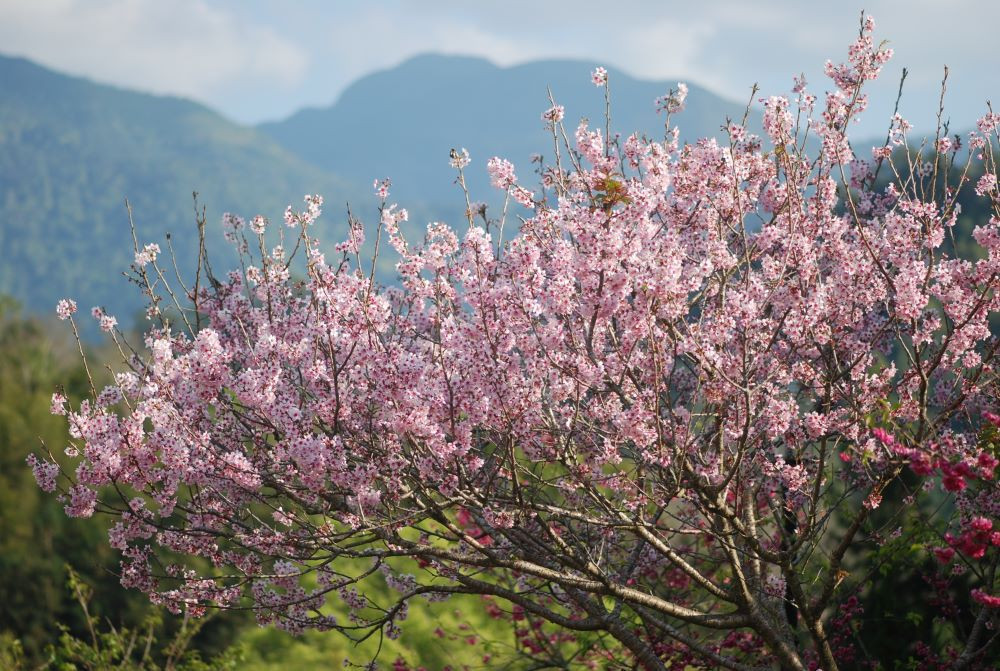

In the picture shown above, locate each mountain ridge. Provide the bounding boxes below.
[0,52,358,333]
[259,53,764,205]
[0,51,796,333]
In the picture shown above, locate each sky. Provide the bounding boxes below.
[1,0,997,138]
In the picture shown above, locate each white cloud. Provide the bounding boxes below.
[0,0,308,104]
[0,0,996,133]
[316,6,718,96]
[322,7,544,74]
[602,19,719,86]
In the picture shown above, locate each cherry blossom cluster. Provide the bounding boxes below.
[36,15,1000,671]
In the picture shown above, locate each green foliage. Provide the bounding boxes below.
[0,567,244,671]
[0,300,247,663]
[235,556,499,670]
[0,297,127,659]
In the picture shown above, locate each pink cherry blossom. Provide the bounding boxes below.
[541,104,564,125]
[56,298,77,320]
[32,19,1000,671]
[591,66,607,87]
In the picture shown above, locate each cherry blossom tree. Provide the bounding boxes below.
[35,16,1000,670]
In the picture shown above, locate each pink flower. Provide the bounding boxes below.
[591,66,607,87]
[91,307,117,333]
[655,83,688,115]
[976,451,998,479]
[792,73,808,94]
[541,105,565,125]
[50,392,67,416]
[871,146,892,160]
[134,243,161,268]
[281,194,323,228]
[975,173,997,197]
[871,428,895,447]
[449,147,470,169]
[56,298,77,320]
[970,517,993,532]
[932,547,955,563]
[250,215,267,235]
[487,157,517,190]
[863,491,882,510]
[26,454,58,492]
[65,484,97,518]
[971,589,1000,608]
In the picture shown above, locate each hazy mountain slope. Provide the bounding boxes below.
[0,54,358,330]
[260,54,764,205]
[0,52,770,330]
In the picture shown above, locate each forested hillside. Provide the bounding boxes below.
[0,55,356,333]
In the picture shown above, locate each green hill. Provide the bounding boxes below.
[0,53,772,331]
[0,54,358,333]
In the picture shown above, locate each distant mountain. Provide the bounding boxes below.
[0,54,357,332]
[0,53,767,331]
[260,54,764,206]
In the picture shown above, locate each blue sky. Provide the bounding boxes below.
[1,0,996,138]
